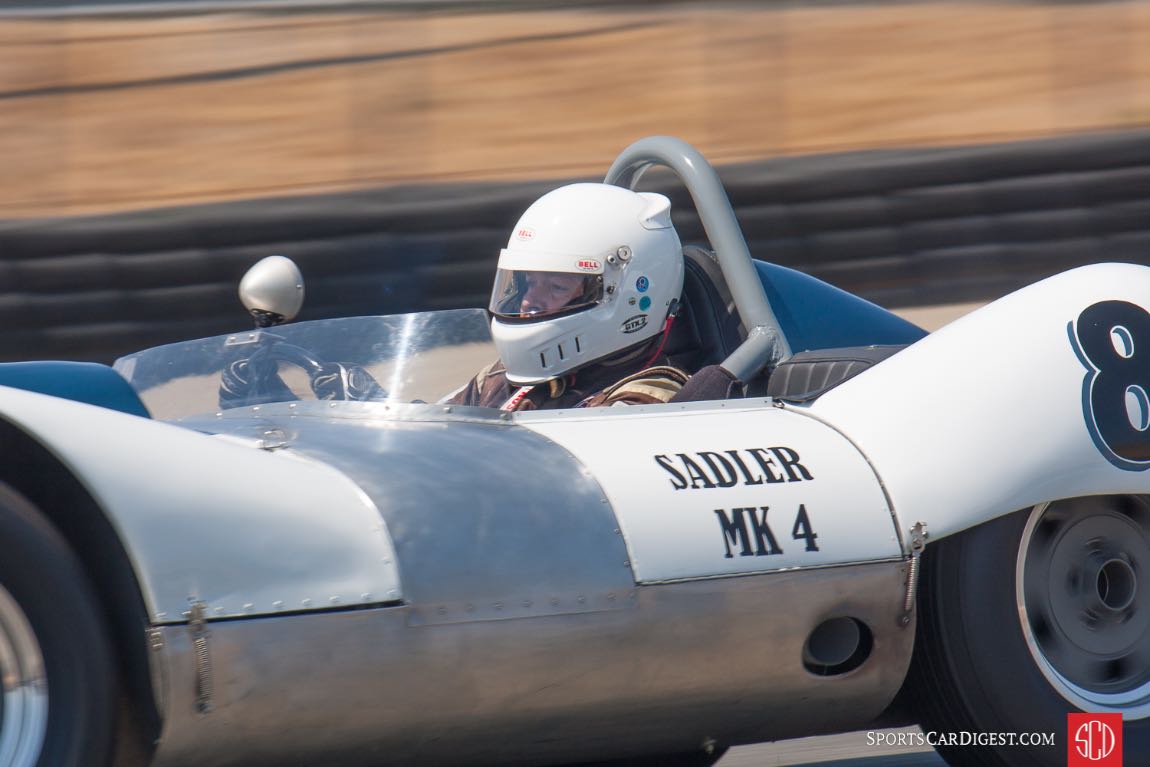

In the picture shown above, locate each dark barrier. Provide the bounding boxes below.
[1,128,1148,363]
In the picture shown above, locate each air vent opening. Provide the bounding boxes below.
[802,617,872,676]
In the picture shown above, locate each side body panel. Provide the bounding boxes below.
[0,379,915,765]
[151,560,913,767]
[810,263,1150,540]
[148,405,912,766]
[0,385,401,622]
[522,405,903,582]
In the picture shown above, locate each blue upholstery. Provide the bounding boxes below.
[755,260,928,352]
[0,361,150,418]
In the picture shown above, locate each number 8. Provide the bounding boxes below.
[1072,300,1150,470]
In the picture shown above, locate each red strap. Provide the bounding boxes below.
[500,385,535,411]
[643,313,676,368]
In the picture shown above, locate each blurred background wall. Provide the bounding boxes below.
[0,0,1148,360]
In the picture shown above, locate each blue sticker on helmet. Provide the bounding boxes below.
[639,296,652,311]
[636,276,649,293]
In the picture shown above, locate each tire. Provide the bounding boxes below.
[907,497,1150,767]
[0,481,116,767]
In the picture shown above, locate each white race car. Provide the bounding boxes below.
[0,137,1145,767]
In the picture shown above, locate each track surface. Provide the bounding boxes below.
[717,728,943,767]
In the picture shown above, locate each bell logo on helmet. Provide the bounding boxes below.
[516,227,535,241]
[621,315,648,334]
[576,259,601,272]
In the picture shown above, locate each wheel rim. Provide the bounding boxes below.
[1017,497,1150,719]
[0,583,48,767]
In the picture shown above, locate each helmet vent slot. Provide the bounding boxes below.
[575,336,583,353]
[558,344,566,361]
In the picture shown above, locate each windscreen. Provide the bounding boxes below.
[113,309,495,420]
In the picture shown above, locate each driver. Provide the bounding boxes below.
[448,182,744,411]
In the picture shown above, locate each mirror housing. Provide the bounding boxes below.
[239,255,305,327]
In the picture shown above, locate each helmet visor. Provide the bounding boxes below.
[489,268,604,321]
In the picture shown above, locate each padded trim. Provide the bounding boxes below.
[767,345,906,403]
[665,245,744,372]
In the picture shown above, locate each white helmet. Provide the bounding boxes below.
[489,183,684,384]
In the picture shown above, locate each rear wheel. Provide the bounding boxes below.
[1019,496,1150,715]
[0,481,116,767]
[908,497,1150,766]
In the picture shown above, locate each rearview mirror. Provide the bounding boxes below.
[239,255,305,328]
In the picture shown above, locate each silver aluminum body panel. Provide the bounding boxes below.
[183,402,636,624]
[150,559,913,767]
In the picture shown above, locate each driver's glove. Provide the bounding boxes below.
[312,362,386,401]
[218,356,293,408]
[219,358,257,406]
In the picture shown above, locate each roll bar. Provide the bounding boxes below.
[604,136,792,380]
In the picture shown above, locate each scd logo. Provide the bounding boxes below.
[1068,713,1122,767]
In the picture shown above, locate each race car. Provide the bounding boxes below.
[0,136,1146,767]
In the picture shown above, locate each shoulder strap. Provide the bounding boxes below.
[584,365,691,407]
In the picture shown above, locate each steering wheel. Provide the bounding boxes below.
[218,341,386,409]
